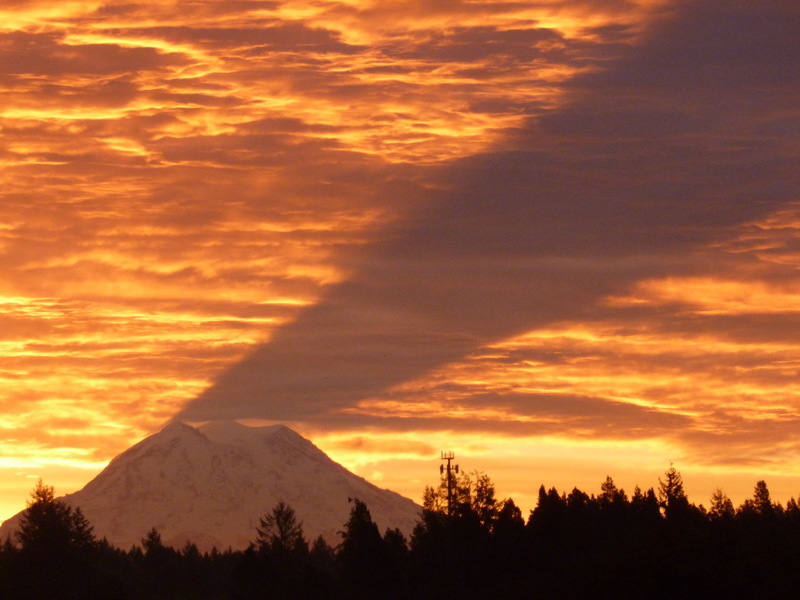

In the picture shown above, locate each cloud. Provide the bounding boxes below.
[1,0,800,516]
[179,1,800,456]
[0,31,187,76]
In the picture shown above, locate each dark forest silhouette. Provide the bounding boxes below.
[4,468,800,599]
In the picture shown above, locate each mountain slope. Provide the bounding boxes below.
[1,421,421,551]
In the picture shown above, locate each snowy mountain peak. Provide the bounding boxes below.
[162,420,202,435]
[198,421,304,448]
[1,421,421,551]
[196,419,253,443]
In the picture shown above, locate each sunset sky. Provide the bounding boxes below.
[2,0,800,522]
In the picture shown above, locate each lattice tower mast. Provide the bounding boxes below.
[440,451,459,516]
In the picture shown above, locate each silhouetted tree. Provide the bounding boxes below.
[422,463,474,517]
[141,527,166,557]
[137,527,180,599]
[256,501,308,557]
[250,502,309,599]
[751,480,775,517]
[0,536,18,599]
[16,480,96,552]
[709,488,735,520]
[494,497,525,540]
[383,526,409,564]
[10,465,800,599]
[658,463,689,518]
[470,471,499,530]
[338,498,389,599]
[9,480,102,599]
[309,534,336,576]
[528,485,568,531]
[412,473,499,600]
[599,475,627,505]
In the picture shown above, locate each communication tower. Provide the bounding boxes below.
[440,451,459,516]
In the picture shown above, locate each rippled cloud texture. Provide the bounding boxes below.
[1,0,799,516]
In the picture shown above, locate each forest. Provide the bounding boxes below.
[3,466,800,599]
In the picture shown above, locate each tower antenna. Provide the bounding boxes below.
[440,451,459,516]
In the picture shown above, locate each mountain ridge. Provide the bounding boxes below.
[0,421,421,551]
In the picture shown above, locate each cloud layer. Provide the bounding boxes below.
[1,0,799,515]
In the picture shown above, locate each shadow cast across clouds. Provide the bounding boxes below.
[178,1,800,434]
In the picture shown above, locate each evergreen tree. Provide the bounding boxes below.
[494,497,525,538]
[138,527,180,598]
[256,501,307,557]
[658,464,689,517]
[10,480,100,599]
[338,499,392,599]
[16,480,96,552]
[709,488,734,520]
[0,536,18,599]
[751,480,775,516]
[338,498,383,566]
[309,534,336,576]
[141,527,166,557]
[251,502,309,599]
[599,475,627,505]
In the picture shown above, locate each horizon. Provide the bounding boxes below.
[2,1,800,525]
[2,419,796,525]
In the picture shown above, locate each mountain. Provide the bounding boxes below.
[0,421,421,551]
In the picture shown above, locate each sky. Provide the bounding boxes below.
[1,0,799,521]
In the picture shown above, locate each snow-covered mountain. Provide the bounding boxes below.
[0,421,421,551]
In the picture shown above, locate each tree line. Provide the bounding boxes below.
[3,467,800,599]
